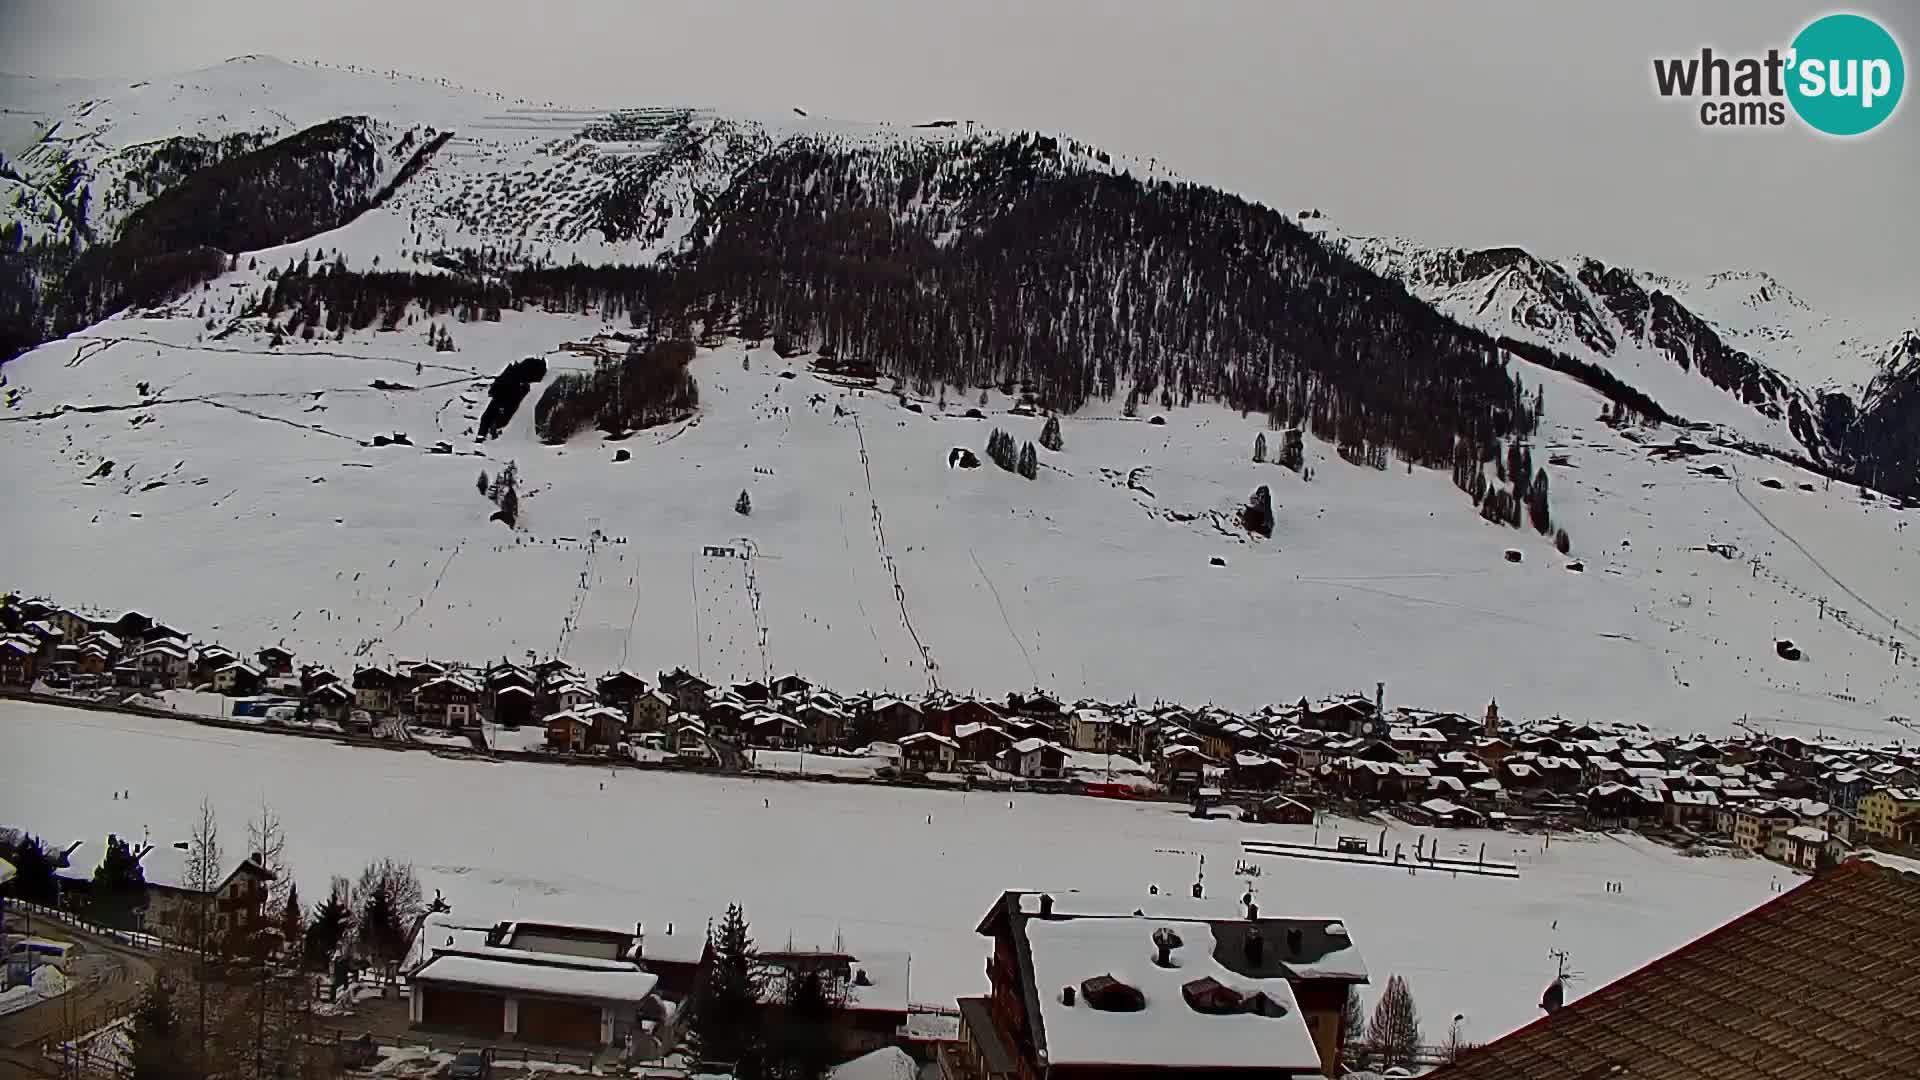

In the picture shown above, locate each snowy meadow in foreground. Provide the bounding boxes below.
[0,699,1790,1042]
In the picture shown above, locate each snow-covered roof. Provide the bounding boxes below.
[1023,918,1322,1071]
[1785,825,1830,844]
[138,843,266,893]
[828,1047,917,1080]
[412,952,658,1003]
[898,732,957,748]
[1419,798,1474,817]
[54,839,103,881]
[496,684,533,697]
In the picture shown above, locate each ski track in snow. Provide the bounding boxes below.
[7,301,1920,740]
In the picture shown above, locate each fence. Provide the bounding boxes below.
[1,896,194,956]
[322,1027,598,1068]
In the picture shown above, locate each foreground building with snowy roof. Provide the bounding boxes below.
[958,890,1368,1080]
[1430,855,1920,1080]
[409,918,673,1050]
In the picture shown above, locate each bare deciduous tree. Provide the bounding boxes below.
[1367,973,1423,1069]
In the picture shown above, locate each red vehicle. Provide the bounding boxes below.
[1083,782,1137,800]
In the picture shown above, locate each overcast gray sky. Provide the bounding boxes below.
[3,0,1914,325]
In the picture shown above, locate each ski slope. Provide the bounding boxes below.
[0,697,1791,1042]
[3,284,1918,740]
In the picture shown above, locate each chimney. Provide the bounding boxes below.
[1039,893,1054,917]
[1244,928,1265,967]
[1060,985,1076,1006]
[1285,928,1304,958]
[634,922,645,958]
[1246,901,1259,921]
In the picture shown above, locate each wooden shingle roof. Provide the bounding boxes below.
[1432,858,1920,1079]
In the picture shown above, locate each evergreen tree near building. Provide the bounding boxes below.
[90,833,148,930]
[279,884,304,962]
[1367,974,1423,1069]
[1,834,57,904]
[128,973,191,1080]
[304,879,353,972]
[767,965,845,1080]
[1039,414,1064,451]
[1340,987,1367,1070]
[691,903,767,1078]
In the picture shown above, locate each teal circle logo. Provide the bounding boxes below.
[1787,13,1904,136]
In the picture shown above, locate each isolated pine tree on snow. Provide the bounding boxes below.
[1527,467,1552,534]
[736,490,752,516]
[1253,432,1267,463]
[1242,485,1274,538]
[1367,974,1423,1068]
[1040,415,1064,451]
[1018,441,1039,479]
[1555,527,1572,555]
[476,470,489,497]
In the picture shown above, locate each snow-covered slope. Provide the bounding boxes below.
[4,284,1917,741]
[4,57,1918,742]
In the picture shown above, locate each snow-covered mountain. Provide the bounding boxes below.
[1311,224,1919,481]
[4,57,1919,742]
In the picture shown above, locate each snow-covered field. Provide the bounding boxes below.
[5,293,1919,739]
[0,699,1791,1041]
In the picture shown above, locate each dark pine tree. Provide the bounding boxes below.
[1017,440,1038,479]
[1527,467,1551,534]
[1253,432,1267,463]
[89,833,148,930]
[128,973,192,1080]
[692,903,767,1078]
[2,834,57,904]
[1242,485,1275,537]
[304,887,352,972]
[767,965,844,1080]
[736,490,753,516]
[1039,414,1064,451]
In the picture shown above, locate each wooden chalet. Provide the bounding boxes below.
[414,674,482,728]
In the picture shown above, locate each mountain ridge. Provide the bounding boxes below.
[1,55,1915,496]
